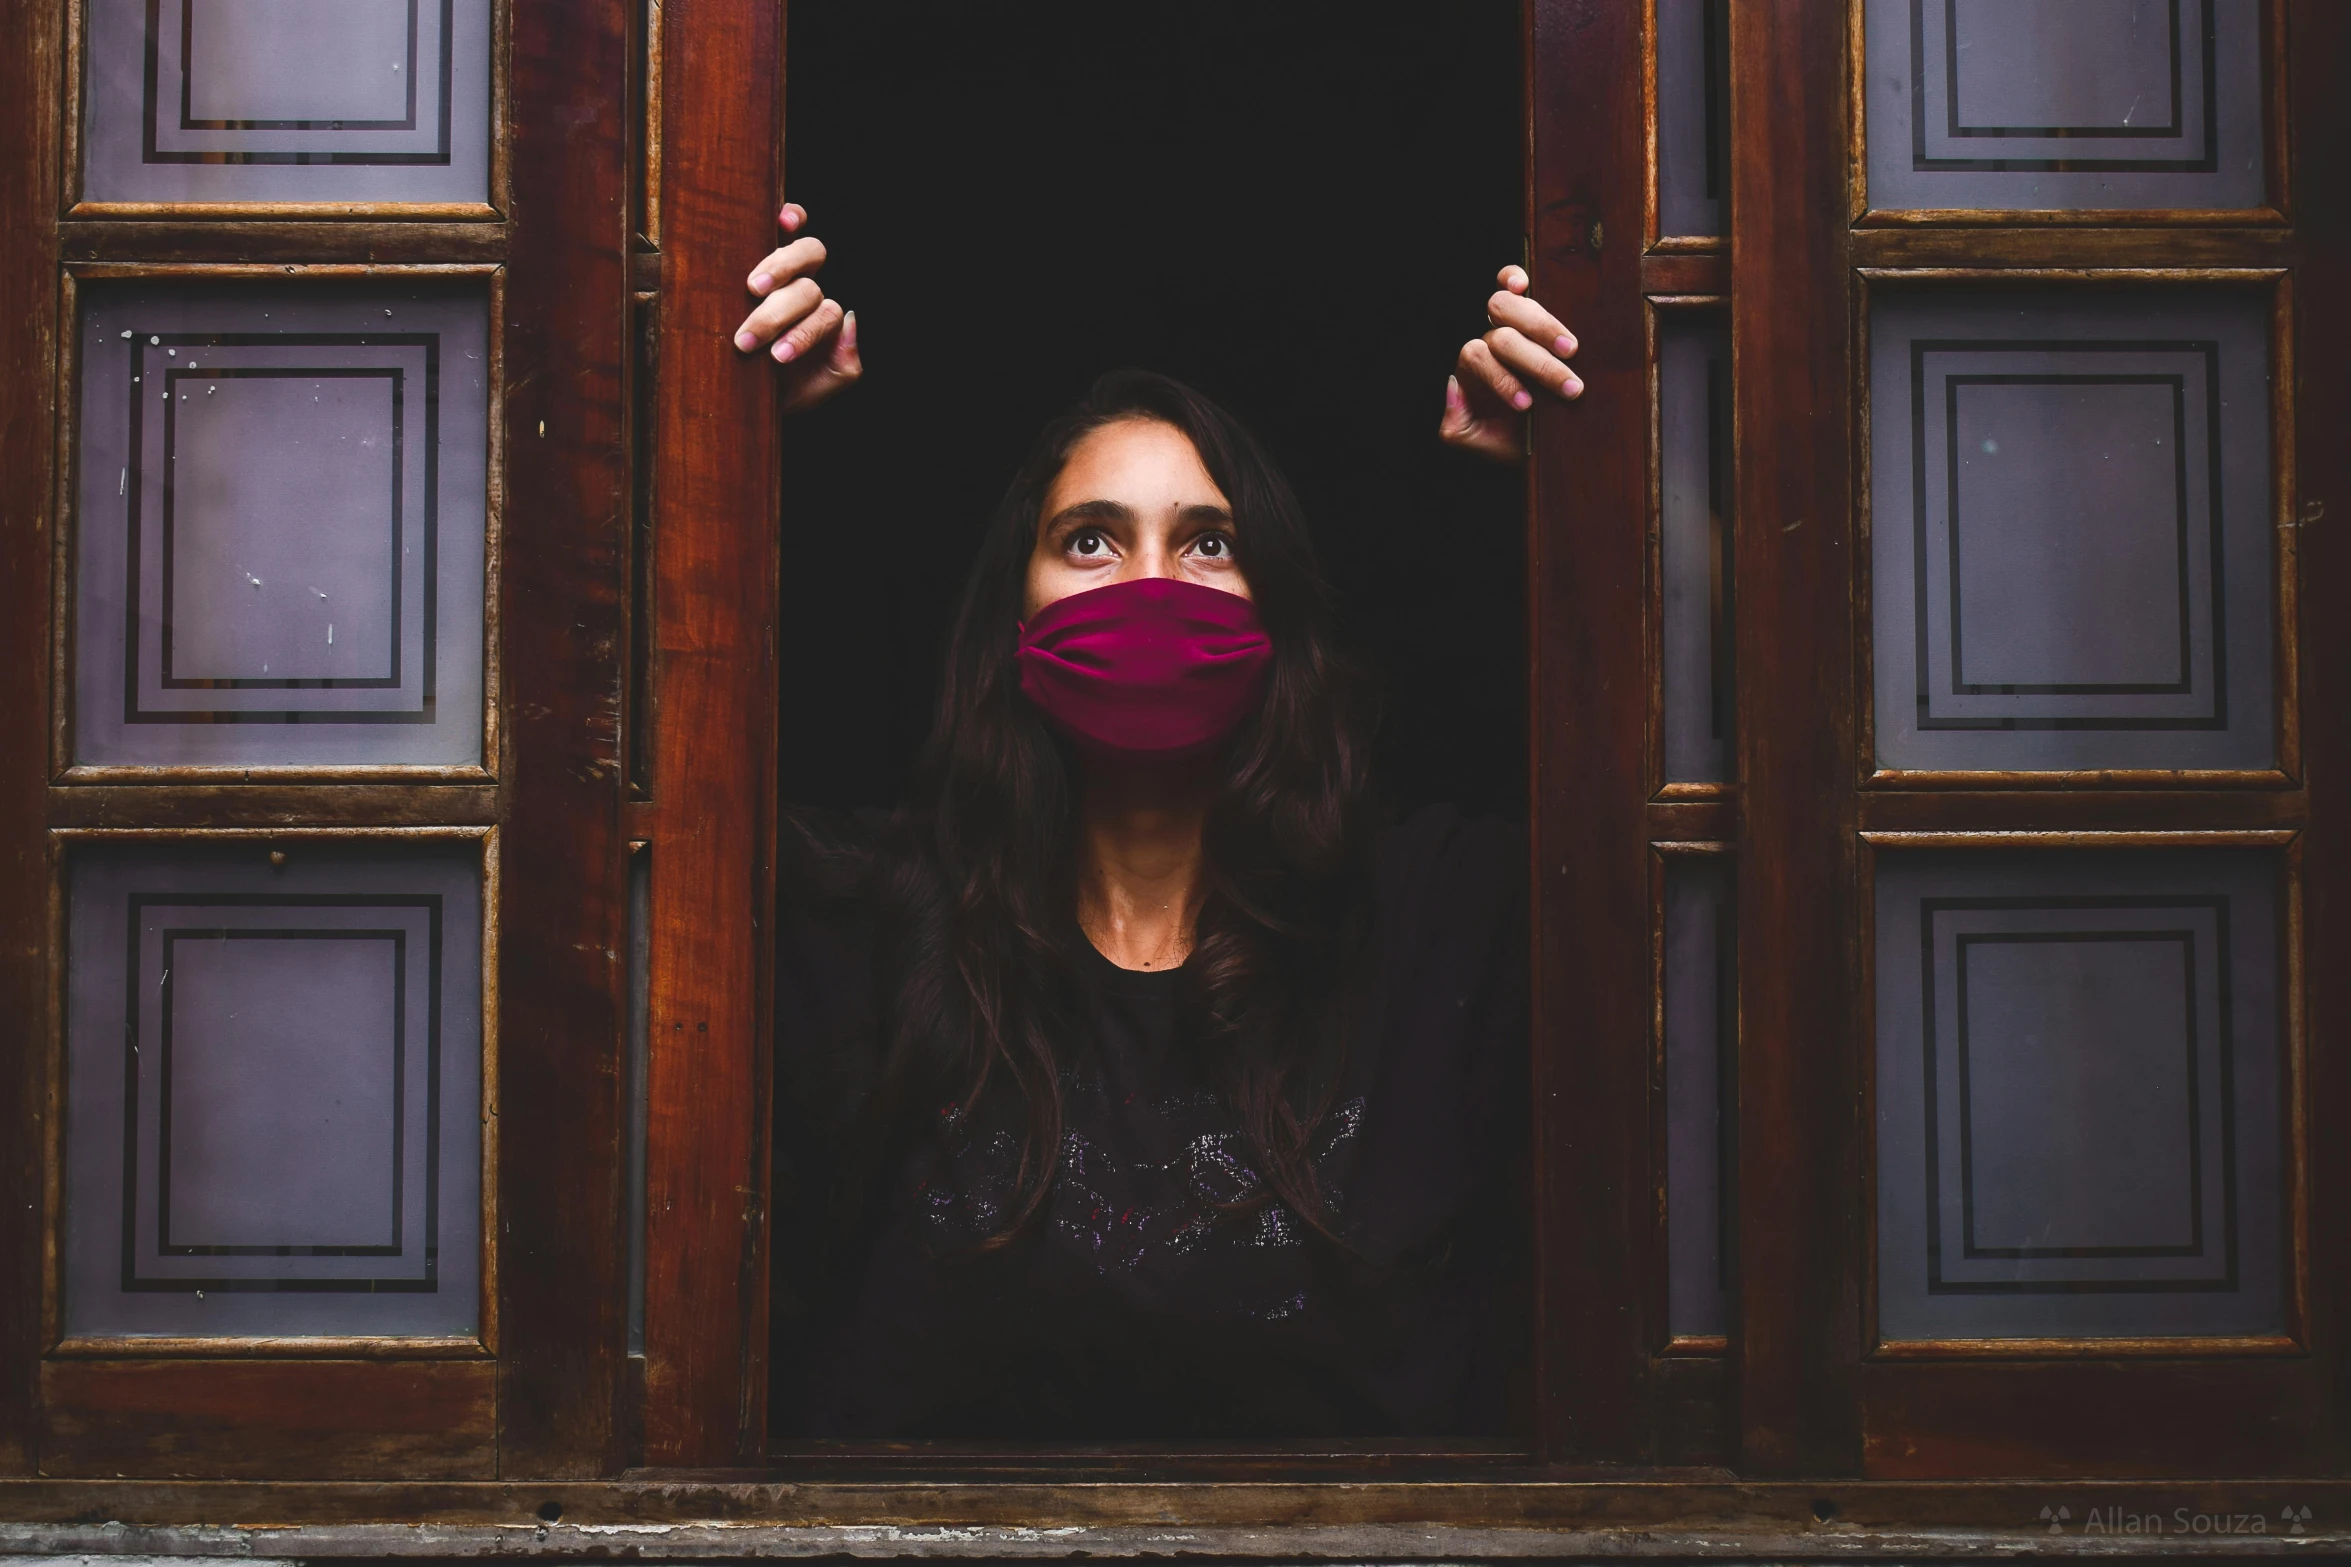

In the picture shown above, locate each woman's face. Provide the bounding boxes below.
[1022,418,1249,620]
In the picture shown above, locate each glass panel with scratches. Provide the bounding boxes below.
[62,839,485,1340]
[1663,852,1735,1341]
[1873,847,2284,1342]
[1863,0,2266,213]
[72,281,490,770]
[79,0,494,206]
[1660,311,1735,785]
[1869,287,2274,773]
[1656,0,1730,240]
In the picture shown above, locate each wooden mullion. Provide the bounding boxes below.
[1646,799,1735,844]
[639,0,784,1468]
[0,0,65,1480]
[1526,0,1657,1462]
[1858,790,2308,837]
[45,785,503,830]
[1641,253,1730,296]
[57,222,509,266]
[2287,0,2351,1477]
[1727,0,1864,1475]
[493,0,633,1478]
[1850,228,2293,271]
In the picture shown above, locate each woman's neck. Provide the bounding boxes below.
[1073,756,1217,972]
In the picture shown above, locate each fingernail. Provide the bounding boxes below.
[1512,389,1534,410]
[1554,334,1577,356]
[1564,376,1585,398]
[750,273,772,292]
[773,340,797,363]
[734,330,757,351]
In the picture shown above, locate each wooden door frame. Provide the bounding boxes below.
[0,0,637,1480]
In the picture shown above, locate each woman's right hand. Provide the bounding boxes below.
[734,203,864,414]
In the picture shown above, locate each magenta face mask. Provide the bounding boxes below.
[1016,578,1274,759]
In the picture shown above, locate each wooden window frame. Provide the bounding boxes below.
[2,0,2349,1543]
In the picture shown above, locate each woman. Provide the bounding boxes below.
[737,206,1582,1439]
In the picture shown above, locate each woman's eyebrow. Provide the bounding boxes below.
[1176,503,1234,527]
[1044,499,1134,532]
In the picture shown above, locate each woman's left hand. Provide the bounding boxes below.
[1439,264,1583,463]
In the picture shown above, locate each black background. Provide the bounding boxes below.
[776,1,1526,816]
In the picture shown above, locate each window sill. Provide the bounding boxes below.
[0,1477,2344,1557]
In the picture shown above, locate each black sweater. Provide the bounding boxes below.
[769,804,1529,1439]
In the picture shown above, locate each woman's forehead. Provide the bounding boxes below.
[1046,418,1228,514]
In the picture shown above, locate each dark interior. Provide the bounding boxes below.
[775,0,1527,818]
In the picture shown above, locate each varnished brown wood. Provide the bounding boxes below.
[1640,253,1727,295]
[633,0,665,250]
[639,0,784,1467]
[2286,0,2351,1482]
[1827,0,2347,1480]
[1860,1361,2326,1480]
[37,1361,495,1480]
[1850,227,2293,271]
[1528,0,1661,1464]
[49,1336,490,1360]
[46,785,502,829]
[493,0,633,1478]
[1645,798,1735,843]
[1728,0,1863,1476]
[0,0,64,1479]
[65,201,502,222]
[58,222,510,265]
[1857,789,2307,836]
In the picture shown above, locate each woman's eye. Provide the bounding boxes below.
[1070,529,1107,557]
[1193,533,1233,560]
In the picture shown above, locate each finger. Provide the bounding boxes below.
[1487,290,1578,358]
[1496,263,1529,295]
[1459,337,1531,412]
[1486,324,1584,399]
[747,235,828,295]
[812,308,864,388]
[835,308,862,377]
[779,203,807,235]
[771,296,844,364]
[1438,374,1522,464]
[734,276,823,351]
[1438,374,1474,441]
[780,310,865,413]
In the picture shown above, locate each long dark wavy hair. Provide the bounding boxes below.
[869,368,1378,1241]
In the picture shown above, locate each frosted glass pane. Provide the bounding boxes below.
[1869,287,2273,772]
[63,840,483,1339]
[80,0,493,206]
[1657,0,1728,238]
[1864,0,2265,212]
[1660,313,1733,784]
[1874,848,2283,1341]
[74,282,489,769]
[1663,854,1733,1340]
